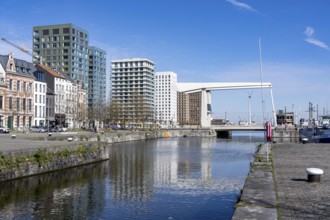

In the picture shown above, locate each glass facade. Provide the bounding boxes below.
[88,46,106,110]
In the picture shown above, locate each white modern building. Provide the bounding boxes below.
[33,80,47,126]
[155,71,177,126]
[111,58,155,125]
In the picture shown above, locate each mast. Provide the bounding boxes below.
[259,38,266,124]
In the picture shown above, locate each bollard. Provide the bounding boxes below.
[68,137,73,142]
[305,168,323,183]
[11,134,16,139]
[301,137,308,144]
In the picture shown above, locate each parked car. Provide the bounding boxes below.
[30,126,46,133]
[43,126,55,132]
[54,125,68,132]
[0,126,10,133]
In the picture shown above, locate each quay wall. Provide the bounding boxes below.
[43,129,216,143]
[272,128,299,143]
[0,143,109,182]
[232,143,277,219]
[0,129,214,182]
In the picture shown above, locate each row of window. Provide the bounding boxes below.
[35,94,46,104]
[0,96,33,112]
[35,83,46,93]
[112,61,153,68]
[34,28,88,39]
[35,106,46,118]
[9,79,33,93]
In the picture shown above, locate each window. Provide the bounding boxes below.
[35,94,37,103]
[16,97,20,111]
[35,106,37,117]
[0,96,2,109]
[9,97,12,109]
[29,99,32,111]
[17,81,20,92]
[53,29,59,35]
[23,82,26,92]
[63,28,70,34]
[23,98,26,111]
[9,79,13,90]
[43,30,49,35]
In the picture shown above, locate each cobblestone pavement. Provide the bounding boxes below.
[273,143,330,219]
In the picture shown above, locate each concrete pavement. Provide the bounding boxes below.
[273,143,330,219]
[233,142,330,220]
[0,131,94,153]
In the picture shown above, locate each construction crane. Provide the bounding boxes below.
[1,37,43,64]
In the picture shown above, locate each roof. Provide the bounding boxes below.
[0,55,36,79]
[35,64,66,79]
[177,82,272,93]
[111,58,155,65]
[33,23,88,34]
[60,71,75,83]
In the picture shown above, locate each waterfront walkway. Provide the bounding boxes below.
[233,142,330,220]
[273,143,330,219]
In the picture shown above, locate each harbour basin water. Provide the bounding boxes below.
[0,132,263,220]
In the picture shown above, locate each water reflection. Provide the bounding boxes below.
[0,162,109,219]
[0,135,261,219]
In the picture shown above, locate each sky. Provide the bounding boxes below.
[1,0,330,123]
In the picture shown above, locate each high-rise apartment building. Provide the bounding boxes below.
[32,24,89,88]
[88,46,106,117]
[155,71,177,126]
[177,91,202,126]
[111,58,155,125]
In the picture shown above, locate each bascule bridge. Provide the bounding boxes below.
[176,82,277,131]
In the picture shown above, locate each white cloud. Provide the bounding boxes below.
[304,26,329,50]
[226,0,257,12]
[305,38,329,50]
[304,26,314,38]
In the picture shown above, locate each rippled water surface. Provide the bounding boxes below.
[0,132,263,220]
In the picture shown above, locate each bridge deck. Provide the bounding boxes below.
[211,125,265,131]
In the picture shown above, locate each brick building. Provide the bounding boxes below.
[0,53,35,130]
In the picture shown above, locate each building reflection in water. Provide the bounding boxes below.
[109,138,214,200]
[109,140,155,202]
[0,136,257,219]
[0,161,109,219]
